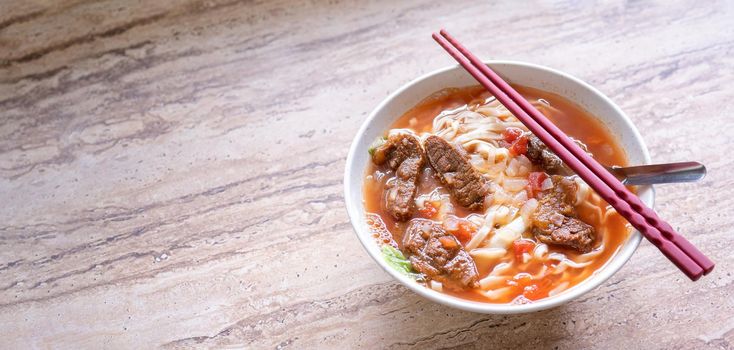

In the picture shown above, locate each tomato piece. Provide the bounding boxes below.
[508,135,528,156]
[512,239,535,261]
[502,127,523,143]
[418,201,439,218]
[526,171,547,198]
[443,218,476,245]
[454,221,475,244]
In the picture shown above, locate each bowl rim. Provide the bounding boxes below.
[344,60,652,314]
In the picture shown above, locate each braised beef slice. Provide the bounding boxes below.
[526,135,588,175]
[372,133,425,221]
[424,135,490,210]
[403,219,479,290]
[531,176,595,253]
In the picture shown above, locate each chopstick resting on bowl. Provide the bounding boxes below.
[432,29,714,280]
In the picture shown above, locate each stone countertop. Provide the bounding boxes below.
[1,0,732,348]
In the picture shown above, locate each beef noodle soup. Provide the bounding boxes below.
[363,85,632,304]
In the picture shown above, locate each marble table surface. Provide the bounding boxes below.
[1,0,733,348]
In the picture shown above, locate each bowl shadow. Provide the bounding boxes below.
[379,286,578,349]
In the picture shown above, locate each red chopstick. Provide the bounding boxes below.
[433,30,714,280]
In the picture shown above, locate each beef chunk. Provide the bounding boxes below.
[526,135,566,175]
[531,176,595,253]
[403,219,479,290]
[372,133,425,221]
[526,135,588,175]
[424,135,490,210]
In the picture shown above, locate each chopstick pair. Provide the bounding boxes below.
[432,29,714,280]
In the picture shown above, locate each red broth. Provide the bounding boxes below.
[364,85,632,304]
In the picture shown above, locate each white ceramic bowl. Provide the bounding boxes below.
[344,61,653,314]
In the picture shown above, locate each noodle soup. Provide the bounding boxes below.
[363,85,631,304]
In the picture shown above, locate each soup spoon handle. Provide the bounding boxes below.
[607,161,706,186]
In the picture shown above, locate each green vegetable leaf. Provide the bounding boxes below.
[381,245,422,280]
